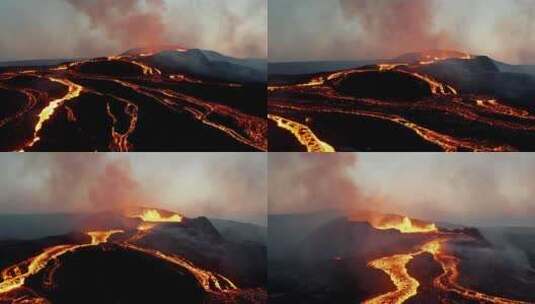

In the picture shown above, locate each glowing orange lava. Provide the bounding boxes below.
[370,215,438,234]
[364,217,530,304]
[134,209,184,223]
[87,230,124,245]
[25,77,83,149]
[268,114,335,152]
[0,230,123,297]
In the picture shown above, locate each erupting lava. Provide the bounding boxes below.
[87,230,124,245]
[369,215,438,234]
[363,215,531,304]
[269,50,535,152]
[133,209,184,223]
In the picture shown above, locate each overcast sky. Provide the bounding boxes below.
[0,0,266,61]
[0,153,267,226]
[269,153,535,227]
[269,0,535,64]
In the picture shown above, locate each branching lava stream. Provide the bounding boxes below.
[269,50,535,151]
[0,49,266,151]
[0,211,242,303]
[362,216,532,304]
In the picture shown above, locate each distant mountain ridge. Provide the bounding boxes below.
[0,47,267,84]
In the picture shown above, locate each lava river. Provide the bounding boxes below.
[0,209,245,303]
[362,216,532,304]
[269,51,535,152]
[0,50,267,151]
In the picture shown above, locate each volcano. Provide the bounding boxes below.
[268,50,535,152]
[268,210,535,304]
[0,46,267,152]
[0,207,267,304]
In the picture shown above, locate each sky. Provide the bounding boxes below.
[269,0,535,64]
[269,153,535,227]
[0,0,267,61]
[0,153,267,226]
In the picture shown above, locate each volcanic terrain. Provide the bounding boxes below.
[268,211,535,304]
[0,207,267,304]
[0,47,267,151]
[268,50,535,152]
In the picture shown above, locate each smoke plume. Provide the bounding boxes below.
[36,153,150,212]
[65,0,167,51]
[338,0,457,58]
[268,153,360,214]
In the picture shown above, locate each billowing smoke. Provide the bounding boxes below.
[65,0,168,51]
[338,0,457,59]
[495,0,535,64]
[0,0,266,61]
[24,153,151,212]
[268,153,361,214]
[268,153,535,227]
[0,153,266,225]
[269,0,535,64]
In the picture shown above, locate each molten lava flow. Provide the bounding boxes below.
[122,243,238,293]
[364,217,531,304]
[268,114,335,152]
[378,63,408,71]
[25,77,83,149]
[130,60,162,76]
[135,209,184,223]
[106,102,138,152]
[87,230,124,245]
[370,215,438,234]
[417,50,472,65]
[0,230,123,298]
[364,254,419,304]
[424,239,532,304]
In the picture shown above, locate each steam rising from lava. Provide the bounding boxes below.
[0,153,266,225]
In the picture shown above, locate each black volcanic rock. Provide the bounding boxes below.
[148,49,266,83]
[76,59,145,77]
[299,219,435,262]
[26,244,205,304]
[416,56,535,106]
[209,218,267,245]
[135,217,267,289]
[333,70,433,100]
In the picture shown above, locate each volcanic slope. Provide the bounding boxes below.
[0,208,267,304]
[268,211,535,304]
[269,50,535,152]
[0,47,267,152]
